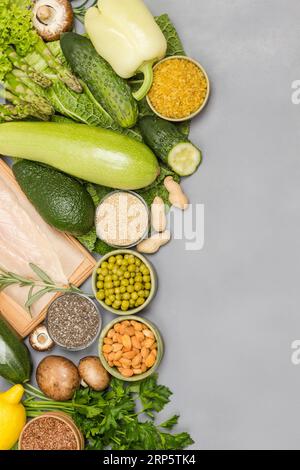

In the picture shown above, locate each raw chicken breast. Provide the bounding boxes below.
[0,175,67,283]
[0,173,85,317]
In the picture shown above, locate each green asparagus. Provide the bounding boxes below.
[3,72,54,116]
[0,102,49,122]
[6,47,52,88]
[0,89,50,121]
[28,38,82,93]
[11,69,48,99]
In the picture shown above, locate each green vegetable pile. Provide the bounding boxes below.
[24,374,193,450]
[0,0,192,255]
[0,0,82,121]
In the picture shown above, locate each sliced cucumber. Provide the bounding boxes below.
[139,116,202,176]
[168,142,201,176]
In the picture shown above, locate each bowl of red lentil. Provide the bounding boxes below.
[147,56,210,122]
[18,412,84,450]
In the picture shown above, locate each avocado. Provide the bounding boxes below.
[13,160,95,236]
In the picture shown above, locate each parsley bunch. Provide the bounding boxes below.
[24,374,194,450]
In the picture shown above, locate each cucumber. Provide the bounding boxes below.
[0,316,32,384]
[0,122,159,190]
[13,161,95,236]
[60,33,138,129]
[139,117,202,176]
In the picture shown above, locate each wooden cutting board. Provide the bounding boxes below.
[0,159,96,338]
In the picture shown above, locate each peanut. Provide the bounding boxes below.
[144,338,155,349]
[119,324,127,335]
[124,326,135,336]
[131,320,143,331]
[150,342,157,350]
[114,323,121,332]
[108,361,114,367]
[113,360,122,367]
[112,333,121,343]
[151,196,167,232]
[120,357,132,368]
[164,176,189,210]
[143,329,154,339]
[112,343,123,352]
[141,347,150,359]
[122,334,132,350]
[132,353,142,368]
[121,320,130,327]
[135,331,145,343]
[108,352,115,362]
[145,352,156,368]
[107,328,115,338]
[123,350,137,360]
[133,368,143,375]
[132,336,141,350]
[104,337,113,345]
[119,368,134,378]
[103,344,112,353]
[114,350,123,361]
[137,230,171,255]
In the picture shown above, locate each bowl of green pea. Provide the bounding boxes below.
[92,250,157,315]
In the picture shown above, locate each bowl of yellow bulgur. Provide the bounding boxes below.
[147,56,210,122]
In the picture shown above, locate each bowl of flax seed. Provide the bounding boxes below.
[19,412,84,450]
[147,56,210,122]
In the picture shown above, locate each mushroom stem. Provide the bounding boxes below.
[37,5,54,23]
[80,379,88,388]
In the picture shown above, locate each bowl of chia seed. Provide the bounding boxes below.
[46,293,102,351]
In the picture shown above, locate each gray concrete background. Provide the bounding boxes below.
[2,0,300,450]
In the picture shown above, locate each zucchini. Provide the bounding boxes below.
[139,117,202,176]
[0,122,159,190]
[60,33,138,129]
[0,316,32,384]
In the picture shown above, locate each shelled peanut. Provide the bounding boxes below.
[102,320,158,378]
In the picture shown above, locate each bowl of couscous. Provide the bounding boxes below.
[147,56,210,122]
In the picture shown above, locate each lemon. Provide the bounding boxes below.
[0,384,26,450]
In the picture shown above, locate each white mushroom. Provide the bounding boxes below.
[29,324,54,352]
[78,356,111,391]
[32,0,74,41]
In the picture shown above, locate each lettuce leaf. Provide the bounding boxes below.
[0,0,38,57]
[137,164,180,208]
[77,227,97,253]
[155,14,186,57]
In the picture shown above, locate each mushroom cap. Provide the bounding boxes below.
[78,356,111,391]
[29,324,54,351]
[32,0,74,42]
[36,355,80,401]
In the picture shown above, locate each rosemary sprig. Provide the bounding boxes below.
[0,263,85,317]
